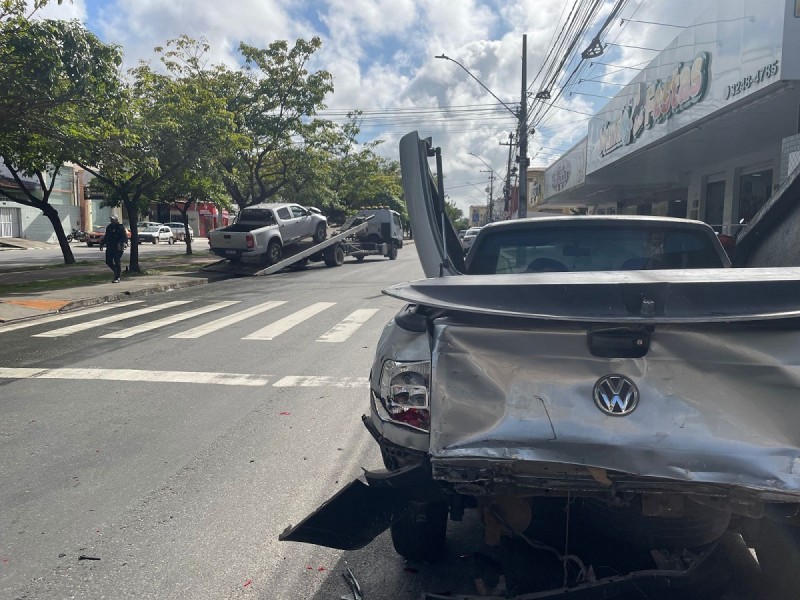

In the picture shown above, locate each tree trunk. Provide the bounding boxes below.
[180,205,192,255]
[123,197,140,273]
[42,204,75,264]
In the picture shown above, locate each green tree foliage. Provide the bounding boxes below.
[0,17,122,263]
[215,37,334,210]
[80,37,239,271]
[281,113,405,224]
[445,200,469,231]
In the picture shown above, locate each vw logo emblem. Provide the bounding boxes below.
[593,375,639,416]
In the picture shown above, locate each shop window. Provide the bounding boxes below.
[704,180,725,233]
[738,169,773,223]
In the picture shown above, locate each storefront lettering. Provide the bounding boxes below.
[724,60,779,100]
[550,160,572,192]
[597,53,709,158]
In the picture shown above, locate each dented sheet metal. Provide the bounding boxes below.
[383,267,800,323]
[428,317,800,498]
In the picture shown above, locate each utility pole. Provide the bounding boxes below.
[517,34,529,219]
[500,131,514,218]
[481,169,494,224]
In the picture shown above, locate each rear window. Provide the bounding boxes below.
[239,209,275,225]
[467,226,724,275]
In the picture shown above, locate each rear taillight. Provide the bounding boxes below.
[379,360,431,431]
[246,234,254,249]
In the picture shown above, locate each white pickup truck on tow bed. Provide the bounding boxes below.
[208,202,327,265]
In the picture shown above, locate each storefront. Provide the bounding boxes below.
[542,0,800,234]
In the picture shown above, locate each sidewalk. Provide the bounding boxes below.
[0,251,225,323]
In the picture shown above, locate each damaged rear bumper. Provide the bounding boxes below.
[279,461,442,550]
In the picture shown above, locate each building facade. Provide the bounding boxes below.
[542,0,800,234]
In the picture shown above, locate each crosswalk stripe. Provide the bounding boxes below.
[169,300,287,339]
[0,367,269,386]
[317,308,381,343]
[272,375,367,388]
[99,301,240,339]
[33,301,191,337]
[243,302,335,341]
[0,301,143,333]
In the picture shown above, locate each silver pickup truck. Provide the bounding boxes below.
[208,202,327,265]
[282,132,800,599]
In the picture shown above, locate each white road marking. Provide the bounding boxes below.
[0,367,269,386]
[0,301,143,333]
[169,300,286,339]
[33,301,192,337]
[99,301,240,338]
[243,302,336,341]
[272,375,367,388]
[317,308,381,343]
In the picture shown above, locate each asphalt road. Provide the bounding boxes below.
[0,246,770,600]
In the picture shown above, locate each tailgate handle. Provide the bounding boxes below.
[587,328,650,358]
[223,234,231,239]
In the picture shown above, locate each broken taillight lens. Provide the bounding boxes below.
[379,360,431,432]
[246,234,255,249]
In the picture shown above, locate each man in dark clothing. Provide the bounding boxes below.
[101,215,127,283]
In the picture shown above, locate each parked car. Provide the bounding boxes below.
[85,225,106,247]
[461,226,481,251]
[137,221,162,229]
[165,222,194,242]
[137,225,174,245]
[87,224,131,247]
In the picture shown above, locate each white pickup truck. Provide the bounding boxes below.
[208,202,327,265]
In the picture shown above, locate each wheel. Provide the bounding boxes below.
[168,237,174,245]
[66,234,73,242]
[312,223,327,244]
[324,243,345,267]
[752,518,800,599]
[388,242,398,260]
[390,501,448,562]
[86,242,93,247]
[152,238,158,244]
[355,255,365,262]
[265,240,282,266]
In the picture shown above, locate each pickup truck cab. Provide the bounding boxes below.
[208,202,327,265]
[282,132,800,598]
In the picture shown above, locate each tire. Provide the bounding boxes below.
[388,242,398,260]
[390,501,448,562]
[66,234,73,243]
[86,242,93,247]
[752,519,800,599]
[152,238,158,244]
[324,243,345,267]
[355,255,365,262]
[265,240,282,266]
[168,237,174,245]
[312,223,327,244]
[580,497,731,550]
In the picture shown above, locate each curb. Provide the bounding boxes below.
[58,278,211,313]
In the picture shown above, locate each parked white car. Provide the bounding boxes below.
[137,225,174,244]
[165,222,194,242]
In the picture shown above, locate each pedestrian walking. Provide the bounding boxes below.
[100,215,127,283]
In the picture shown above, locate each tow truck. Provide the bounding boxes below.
[201,214,399,277]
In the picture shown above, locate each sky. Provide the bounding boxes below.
[36,0,705,214]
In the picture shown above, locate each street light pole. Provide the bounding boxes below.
[518,34,528,219]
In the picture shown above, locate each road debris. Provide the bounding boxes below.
[78,555,101,561]
[341,566,363,600]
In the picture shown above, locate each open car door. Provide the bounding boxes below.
[399,131,466,277]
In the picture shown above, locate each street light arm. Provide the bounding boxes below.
[468,152,504,181]
[435,54,519,118]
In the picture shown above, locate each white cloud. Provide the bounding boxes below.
[55,0,714,214]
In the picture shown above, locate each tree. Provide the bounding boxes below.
[445,200,469,231]
[216,37,333,210]
[0,18,122,263]
[80,37,240,270]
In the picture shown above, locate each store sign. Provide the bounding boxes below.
[544,138,587,198]
[551,162,571,192]
[597,53,709,158]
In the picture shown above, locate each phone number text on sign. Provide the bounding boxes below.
[724,61,779,100]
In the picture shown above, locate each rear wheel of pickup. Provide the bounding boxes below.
[312,223,327,244]
[391,500,448,562]
[265,240,282,266]
[388,241,398,260]
[324,243,344,267]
